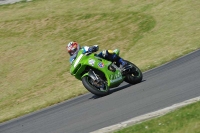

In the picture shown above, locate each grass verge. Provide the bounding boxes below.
[115,101,200,133]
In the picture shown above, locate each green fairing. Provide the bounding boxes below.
[70,49,124,88]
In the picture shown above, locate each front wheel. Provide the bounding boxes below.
[82,76,109,96]
[124,61,143,84]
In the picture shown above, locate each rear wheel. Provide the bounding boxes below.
[82,76,109,96]
[124,61,143,84]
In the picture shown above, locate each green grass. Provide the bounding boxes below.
[0,0,200,123]
[115,101,200,133]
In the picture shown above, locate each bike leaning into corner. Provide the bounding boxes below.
[68,41,143,96]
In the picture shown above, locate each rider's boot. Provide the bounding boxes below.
[119,58,128,68]
[118,58,132,75]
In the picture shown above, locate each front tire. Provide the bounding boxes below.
[124,61,143,84]
[82,76,109,96]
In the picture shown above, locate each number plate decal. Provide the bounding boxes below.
[110,71,122,83]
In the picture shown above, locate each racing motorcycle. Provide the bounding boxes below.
[70,49,143,96]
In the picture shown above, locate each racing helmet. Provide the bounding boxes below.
[67,41,80,56]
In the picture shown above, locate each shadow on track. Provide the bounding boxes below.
[90,80,145,99]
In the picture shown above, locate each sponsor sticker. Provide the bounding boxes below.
[89,59,95,66]
[98,62,104,68]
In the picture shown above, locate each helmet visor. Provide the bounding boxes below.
[69,48,77,56]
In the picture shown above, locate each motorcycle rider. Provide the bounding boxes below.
[66,41,127,68]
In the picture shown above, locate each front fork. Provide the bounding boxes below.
[87,69,106,90]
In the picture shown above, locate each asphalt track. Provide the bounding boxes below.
[0,49,200,133]
[0,0,21,5]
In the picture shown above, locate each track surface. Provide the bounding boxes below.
[0,49,200,133]
[0,0,21,5]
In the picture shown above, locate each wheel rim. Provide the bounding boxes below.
[132,69,140,77]
[128,64,141,77]
[87,76,108,92]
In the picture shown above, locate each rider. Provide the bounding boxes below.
[66,41,127,68]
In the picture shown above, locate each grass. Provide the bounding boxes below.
[0,0,200,123]
[115,101,200,133]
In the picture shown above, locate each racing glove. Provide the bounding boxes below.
[88,45,99,53]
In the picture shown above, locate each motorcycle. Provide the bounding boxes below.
[70,49,143,96]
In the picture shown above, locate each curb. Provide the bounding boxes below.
[91,96,200,133]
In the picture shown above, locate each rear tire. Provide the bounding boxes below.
[82,76,109,96]
[124,61,143,84]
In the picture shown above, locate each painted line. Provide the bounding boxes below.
[91,96,200,133]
